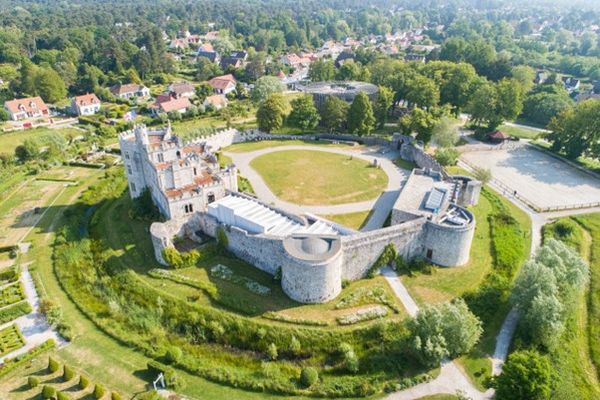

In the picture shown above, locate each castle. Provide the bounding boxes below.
[119,125,481,304]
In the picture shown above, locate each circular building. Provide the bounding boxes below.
[282,234,343,303]
[300,81,379,110]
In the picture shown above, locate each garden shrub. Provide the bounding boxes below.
[93,384,106,399]
[57,392,71,400]
[434,148,460,166]
[78,374,91,389]
[367,243,397,278]
[267,343,278,360]
[63,365,75,381]
[216,227,229,251]
[42,385,57,399]
[166,346,183,364]
[162,248,199,269]
[48,356,60,373]
[28,376,40,388]
[300,367,319,387]
[111,393,123,400]
[0,301,32,325]
[131,188,161,221]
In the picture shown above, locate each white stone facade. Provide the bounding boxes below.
[119,124,238,222]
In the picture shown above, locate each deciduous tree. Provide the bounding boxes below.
[347,91,375,135]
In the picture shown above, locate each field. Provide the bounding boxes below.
[224,139,355,153]
[0,126,82,155]
[250,149,388,205]
[0,167,92,247]
[322,211,373,230]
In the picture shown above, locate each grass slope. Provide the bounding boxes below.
[250,149,387,205]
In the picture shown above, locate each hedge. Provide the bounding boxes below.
[28,376,40,388]
[93,384,106,399]
[0,301,32,325]
[42,385,56,399]
[48,356,61,373]
[63,365,75,381]
[0,340,55,378]
[79,374,91,389]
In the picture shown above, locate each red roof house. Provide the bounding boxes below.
[3,97,49,121]
[207,74,237,95]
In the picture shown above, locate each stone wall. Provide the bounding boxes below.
[423,212,475,267]
[282,251,343,303]
[340,218,427,280]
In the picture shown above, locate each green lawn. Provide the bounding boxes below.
[321,210,373,230]
[250,149,388,205]
[0,126,82,155]
[498,124,541,140]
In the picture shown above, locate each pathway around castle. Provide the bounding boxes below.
[0,264,64,364]
[224,145,410,231]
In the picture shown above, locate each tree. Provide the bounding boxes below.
[409,299,482,367]
[374,86,394,128]
[434,148,460,166]
[511,65,536,93]
[336,60,363,81]
[308,59,335,82]
[0,108,9,122]
[473,167,492,184]
[404,75,440,109]
[547,99,600,160]
[347,92,375,136]
[256,93,286,133]
[495,350,552,400]
[399,107,440,143]
[35,67,67,103]
[251,76,285,103]
[320,96,349,133]
[431,117,459,148]
[300,367,318,387]
[15,139,40,161]
[195,82,213,102]
[522,88,572,126]
[468,79,524,130]
[287,94,320,129]
[196,56,222,81]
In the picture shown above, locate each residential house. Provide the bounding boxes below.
[208,74,237,95]
[404,54,426,63]
[110,83,150,99]
[562,76,581,92]
[203,94,228,110]
[151,95,192,115]
[71,93,101,116]
[220,57,243,70]
[203,31,219,42]
[197,43,219,63]
[169,38,189,51]
[168,81,196,99]
[4,97,49,121]
[280,53,312,70]
[229,51,248,61]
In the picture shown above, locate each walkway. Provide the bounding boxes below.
[0,264,64,364]
[224,145,411,231]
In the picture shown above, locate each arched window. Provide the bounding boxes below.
[207,193,216,203]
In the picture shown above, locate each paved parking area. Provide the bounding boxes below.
[461,147,600,210]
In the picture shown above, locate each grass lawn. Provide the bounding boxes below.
[6,168,345,400]
[250,149,388,205]
[0,126,82,155]
[224,139,356,153]
[171,115,257,139]
[321,210,373,230]
[498,124,541,140]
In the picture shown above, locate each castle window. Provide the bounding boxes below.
[184,204,194,214]
[426,249,433,260]
[127,165,132,175]
[130,182,136,193]
[157,153,164,163]
[124,152,130,160]
[193,167,197,176]
[176,150,181,159]
[189,203,193,212]
[207,193,215,203]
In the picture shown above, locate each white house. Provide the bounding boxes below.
[110,83,150,100]
[71,93,101,116]
[207,74,237,95]
[3,97,49,121]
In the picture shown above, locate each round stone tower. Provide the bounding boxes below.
[281,234,343,303]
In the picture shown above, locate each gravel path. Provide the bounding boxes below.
[380,267,419,317]
[0,264,64,364]
[224,145,410,231]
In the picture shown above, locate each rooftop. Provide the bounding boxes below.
[208,195,343,237]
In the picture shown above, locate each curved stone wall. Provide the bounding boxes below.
[282,235,343,303]
[423,207,475,267]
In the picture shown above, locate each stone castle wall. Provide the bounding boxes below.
[282,251,343,303]
[423,217,475,267]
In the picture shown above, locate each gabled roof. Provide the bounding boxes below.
[208,74,237,90]
[488,130,510,140]
[110,83,147,95]
[169,81,195,95]
[73,93,100,107]
[4,96,48,114]
[204,94,228,107]
[155,97,192,113]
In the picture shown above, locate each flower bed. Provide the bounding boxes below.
[337,306,388,325]
[335,286,401,313]
[0,282,26,308]
[0,323,25,357]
